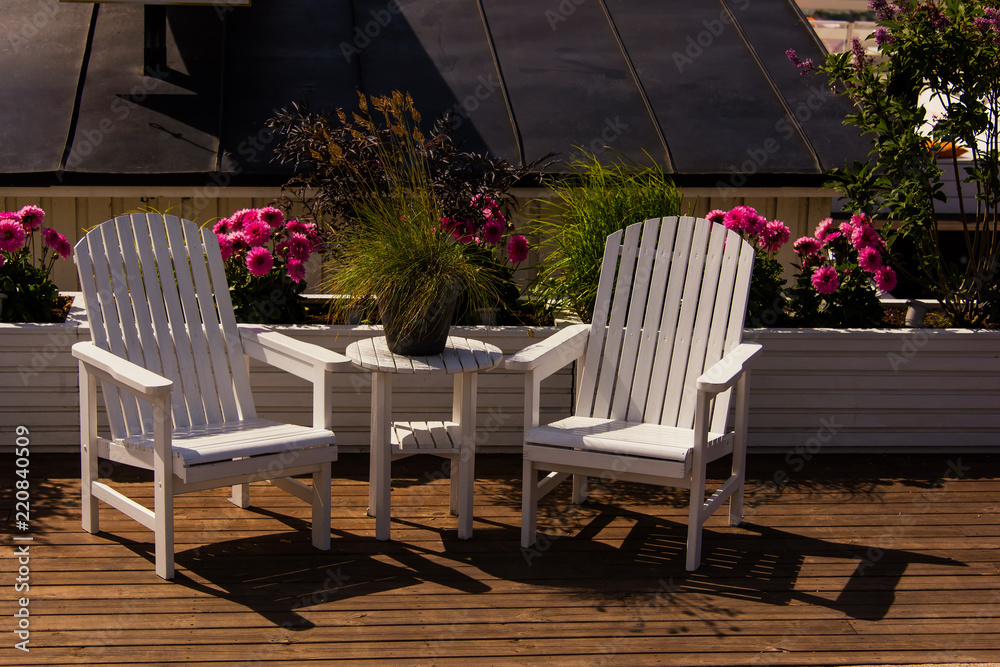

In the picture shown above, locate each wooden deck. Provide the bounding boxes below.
[3,452,999,666]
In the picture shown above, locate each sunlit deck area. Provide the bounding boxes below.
[3,452,998,666]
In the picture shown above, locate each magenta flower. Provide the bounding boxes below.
[287,232,312,261]
[507,234,529,264]
[793,236,823,257]
[286,258,306,283]
[452,220,476,244]
[0,218,27,252]
[874,265,897,293]
[705,209,726,224]
[246,247,273,277]
[229,208,258,231]
[851,223,881,250]
[259,206,284,230]
[811,265,840,294]
[242,219,272,247]
[213,218,233,235]
[723,206,766,237]
[785,48,814,75]
[228,231,249,254]
[858,246,883,273]
[41,228,72,259]
[481,220,504,246]
[438,216,456,233]
[217,234,235,261]
[18,205,45,231]
[758,219,791,253]
[813,218,840,242]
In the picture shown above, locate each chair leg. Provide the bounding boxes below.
[521,460,538,548]
[80,447,100,535]
[230,482,250,509]
[311,463,332,551]
[153,466,175,580]
[571,474,588,504]
[686,474,706,572]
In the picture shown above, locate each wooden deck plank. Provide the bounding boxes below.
[1,453,998,666]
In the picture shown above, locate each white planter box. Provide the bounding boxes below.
[746,328,1000,451]
[0,293,89,451]
[5,302,998,453]
[0,301,573,453]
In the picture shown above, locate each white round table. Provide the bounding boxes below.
[344,335,504,540]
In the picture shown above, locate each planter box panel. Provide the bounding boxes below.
[749,329,1000,450]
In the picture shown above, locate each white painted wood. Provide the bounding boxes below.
[509,216,759,571]
[71,213,345,579]
[346,335,503,541]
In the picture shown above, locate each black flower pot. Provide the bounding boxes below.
[379,285,460,356]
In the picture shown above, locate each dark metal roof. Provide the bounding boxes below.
[0,0,868,187]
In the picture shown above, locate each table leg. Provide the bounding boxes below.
[452,372,477,539]
[370,372,392,541]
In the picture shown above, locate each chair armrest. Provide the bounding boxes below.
[239,325,353,378]
[505,323,590,380]
[696,343,763,394]
[72,341,173,398]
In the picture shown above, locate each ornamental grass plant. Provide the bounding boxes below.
[528,153,683,322]
[316,93,502,336]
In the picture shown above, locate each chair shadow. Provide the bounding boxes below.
[102,507,490,630]
[444,505,964,625]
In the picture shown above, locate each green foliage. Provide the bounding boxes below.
[0,260,60,323]
[809,0,1000,326]
[529,153,683,322]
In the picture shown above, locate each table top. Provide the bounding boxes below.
[345,336,504,375]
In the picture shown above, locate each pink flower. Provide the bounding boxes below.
[229,208,257,231]
[228,231,249,254]
[793,236,823,256]
[851,223,881,251]
[858,246,883,273]
[874,265,897,293]
[213,217,233,235]
[42,228,72,258]
[242,219,272,247]
[287,232,312,261]
[722,206,766,237]
[758,219,791,253]
[246,247,273,277]
[18,205,44,231]
[507,234,529,264]
[217,234,235,261]
[438,216,456,233]
[259,206,284,229]
[814,218,840,242]
[286,258,306,283]
[452,220,476,244]
[0,255,4,268]
[811,265,840,294]
[0,218,27,252]
[705,209,726,223]
[481,220,504,245]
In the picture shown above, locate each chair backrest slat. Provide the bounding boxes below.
[74,213,257,439]
[591,222,642,419]
[577,216,754,432]
[576,228,624,416]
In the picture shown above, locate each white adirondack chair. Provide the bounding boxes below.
[72,213,352,579]
[508,216,763,571]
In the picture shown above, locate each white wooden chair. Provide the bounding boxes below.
[508,216,763,571]
[72,213,352,579]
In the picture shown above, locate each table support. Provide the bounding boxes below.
[370,372,392,541]
[452,372,477,539]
